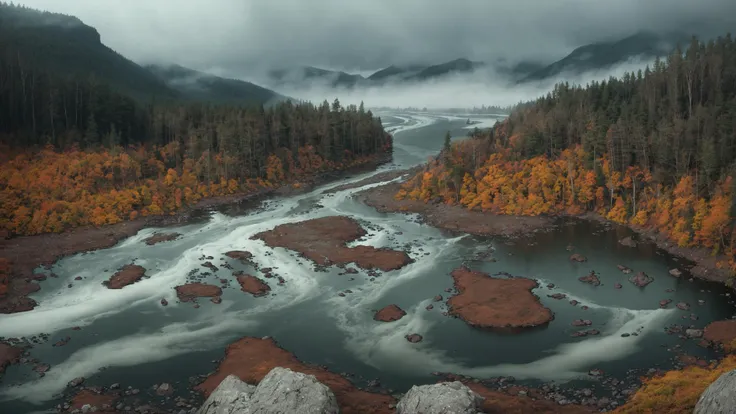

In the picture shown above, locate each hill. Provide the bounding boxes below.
[0,3,175,101]
[366,64,427,83]
[268,66,366,88]
[146,64,286,106]
[519,31,687,83]
[409,58,485,81]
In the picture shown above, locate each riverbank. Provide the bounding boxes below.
[0,155,392,314]
[356,177,734,288]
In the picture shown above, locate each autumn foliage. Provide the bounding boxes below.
[396,141,735,272]
[0,258,9,297]
[0,142,387,236]
[613,355,736,414]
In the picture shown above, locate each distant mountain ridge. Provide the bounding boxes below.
[518,31,690,83]
[267,31,692,90]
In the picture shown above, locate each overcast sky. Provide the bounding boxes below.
[15,0,736,77]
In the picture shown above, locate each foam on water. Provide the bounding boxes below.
[1,313,252,404]
[332,271,677,382]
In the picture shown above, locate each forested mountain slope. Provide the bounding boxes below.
[397,34,736,274]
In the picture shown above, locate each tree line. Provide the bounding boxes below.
[398,34,736,274]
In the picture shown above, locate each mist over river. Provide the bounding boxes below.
[1,112,733,413]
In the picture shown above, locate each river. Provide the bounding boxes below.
[0,112,733,413]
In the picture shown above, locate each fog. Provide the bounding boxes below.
[14,0,736,76]
[267,57,657,110]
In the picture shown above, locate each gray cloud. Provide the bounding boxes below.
[16,0,736,77]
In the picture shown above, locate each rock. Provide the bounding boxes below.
[202,261,219,272]
[144,232,181,245]
[629,271,654,287]
[53,336,71,347]
[156,382,174,396]
[614,283,623,289]
[578,271,601,286]
[252,216,412,271]
[677,302,691,311]
[617,265,632,274]
[405,334,423,343]
[572,319,592,327]
[669,268,683,277]
[198,368,338,414]
[234,273,271,297]
[396,381,484,414]
[374,304,406,322]
[619,236,637,247]
[569,254,587,262]
[548,293,567,300]
[433,295,443,302]
[659,299,672,308]
[224,250,253,264]
[569,300,579,306]
[68,377,85,387]
[694,369,736,414]
[448,267,553,329]
[105,264,146,289]
[175,283,223,302]
[686,329,704,339]
[161,298,168,306]
[197,375,256,414]
[426,304,434,311]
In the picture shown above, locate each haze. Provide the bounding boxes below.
[15,0,736,108]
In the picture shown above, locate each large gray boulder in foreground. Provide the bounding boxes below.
[198,375,257,414]
[198,367,339,414]
[694,369,736,414]
[396,381,484,414]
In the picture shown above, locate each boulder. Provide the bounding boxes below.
[396,381,484,414]
[629,271,654,287]
[198,375,256,414]
[198,368,339,414]
[619,236,637,247]
[694,369,736,414]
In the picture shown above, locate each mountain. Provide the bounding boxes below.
[366,64,427,82]
[268,66,366,88]
[519,31,687,83]
[147,64,286,106]
[410,58,485,81]
[0,4,174,100]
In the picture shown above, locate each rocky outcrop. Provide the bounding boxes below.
[105,264,146,289]
[694,369,736,413]
[224,250,253,264]
[447,267,553,329]
[396,381,484,414]
[144,232,181,245]
[198,368,338,414]
[252,216,412,272]
[374,304,406,322]
[578,271,600,286]
[175,283,223,302]
[629,271,653,287]
[234,273,271,297]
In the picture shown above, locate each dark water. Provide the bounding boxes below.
[1,112,733,413]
